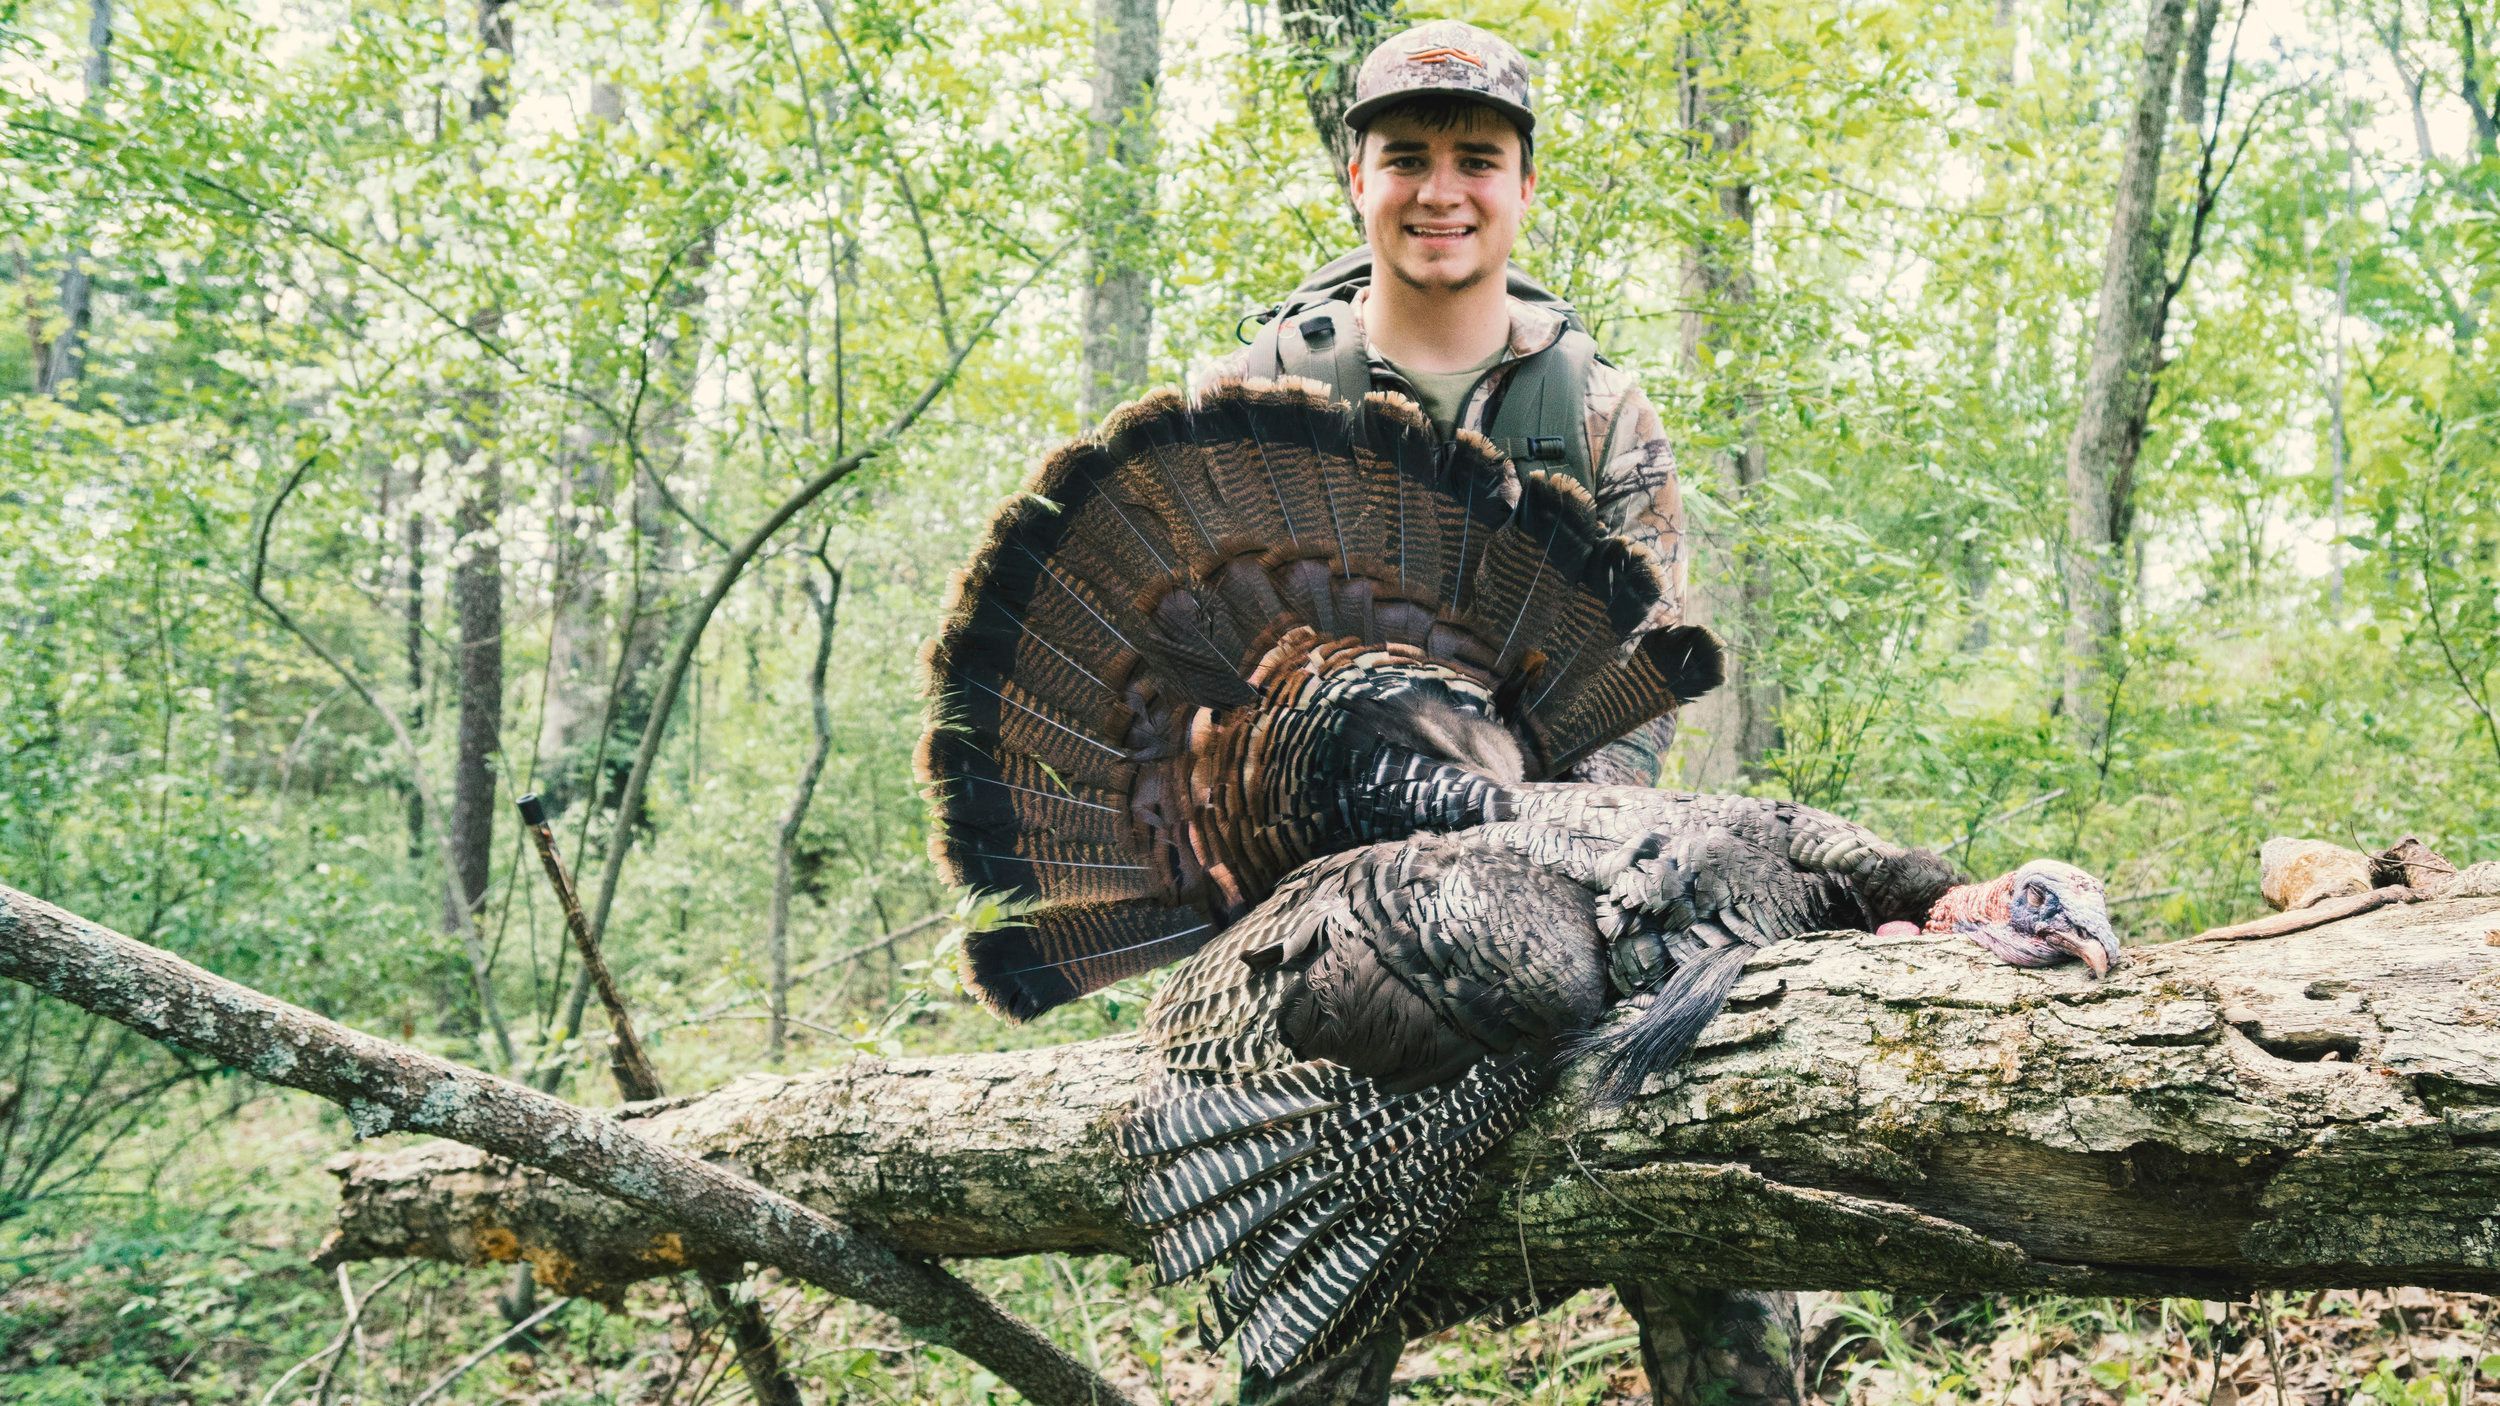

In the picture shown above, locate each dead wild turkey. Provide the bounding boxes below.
[918,380,2120,1380]
[1117,788,2115,1378]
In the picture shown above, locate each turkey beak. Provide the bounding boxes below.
[2049,908,2119,977]
[2071,936,2112,978]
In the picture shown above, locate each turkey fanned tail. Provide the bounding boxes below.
[1119,1054,1552,1375]
[920,381,1721,1020]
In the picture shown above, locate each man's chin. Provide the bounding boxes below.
[1383,252,1494,295]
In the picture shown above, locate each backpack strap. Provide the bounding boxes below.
[1485,327,1604,492]
[1246,297,1371,405]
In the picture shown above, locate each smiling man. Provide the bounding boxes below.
[1204,19,1689,789]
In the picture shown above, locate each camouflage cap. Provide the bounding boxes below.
[1345,20,1535,135]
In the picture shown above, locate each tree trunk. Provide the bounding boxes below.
[1637,35,1791,1347]
[444,0,512,1065]
[1279,0,1402,214]
[1078,0,1159,424]
[1675,0,1781,789]
[533,74,626,819]
[2058,0,2218,744]
[36,0,112,397]
[2326,77,2357,611]
[446,460,502,938]
[319,891,2500,1303]
[400,465,428,863]
[536,451,614,818]
[1957,0,2024,655]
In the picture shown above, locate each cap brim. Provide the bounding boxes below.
[1343,90,1535,136]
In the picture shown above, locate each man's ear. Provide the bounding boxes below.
[1519,162,1537,205]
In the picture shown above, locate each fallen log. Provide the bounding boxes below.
[326,892,2500,1300]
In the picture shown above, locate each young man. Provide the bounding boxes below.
[1202,19,1689,787]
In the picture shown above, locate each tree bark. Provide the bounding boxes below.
[1676,0,1782,788]
[1279,0,1402,214]
[36,0,111,397]
[0,883,1138,1406]
[2326,48,2360,611]
[400,465,428,862]
[1078,0,1159,424]
[2058,0,2219,744]
[321,891,2500,1302]
[536,451,614,818]
[534,65,626,820]
[1634,57,1792,1353]
[446,461,502,940]
[444,0,513,1069]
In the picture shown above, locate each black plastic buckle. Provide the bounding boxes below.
[1523,436,1565,462]
[1297,314,1337,350]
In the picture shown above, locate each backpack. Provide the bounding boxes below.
[1240,248,1612,490]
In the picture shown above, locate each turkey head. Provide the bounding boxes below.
[1915,858,2119,975]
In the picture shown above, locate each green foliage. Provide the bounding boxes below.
[3,0,2498,1398]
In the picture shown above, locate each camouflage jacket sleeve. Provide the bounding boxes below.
[1582,366,1687,614]
[1563,366,1689,787]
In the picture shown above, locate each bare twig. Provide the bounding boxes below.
[404,1293,577,1406]
[1954,788,2070,854]
[511,794,805,1406]
[314,1260,387,1406]
[254,1262,414,1406]
[2188,884,2420,942]
[2261,1293,2290,1405]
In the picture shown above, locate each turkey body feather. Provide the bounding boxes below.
[1122,786,1971,1377]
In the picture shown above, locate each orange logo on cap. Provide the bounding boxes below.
[1407,45,1486,68]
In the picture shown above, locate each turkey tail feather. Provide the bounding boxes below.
[959,900,1214,1021]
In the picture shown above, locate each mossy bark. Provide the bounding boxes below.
[321,894,2500,1300]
